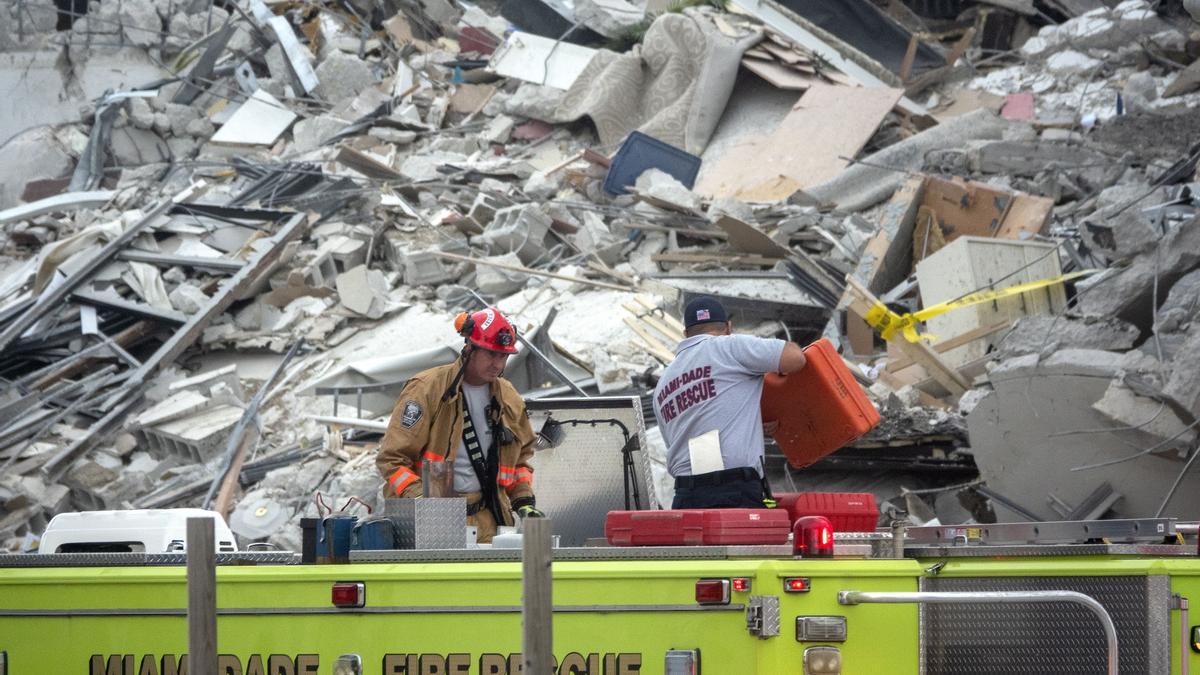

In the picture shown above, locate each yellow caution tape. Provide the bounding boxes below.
[864,270,1101,343]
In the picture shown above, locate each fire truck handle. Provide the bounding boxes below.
[838,590,1119,675]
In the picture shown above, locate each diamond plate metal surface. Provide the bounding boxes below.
[921,575,1170,675]
[350,545,791,563]
[747,595,781,638]
[907,544,1193,558]
[525,397,656,546]
[386,498,467,550]
[0,551,297,568]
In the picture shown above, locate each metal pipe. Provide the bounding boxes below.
[1176,522,1199,535]
[466,290,587,397]
[890,520,906,559]
[307,415,389,432]
[838,590,1118,675]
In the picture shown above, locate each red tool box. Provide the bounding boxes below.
[605,509,790,546]
[699,509,791,545]
[775,492,879,532]
[605,510,704,546]
[760,337,881,469]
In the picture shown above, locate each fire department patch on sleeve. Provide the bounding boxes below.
[400,400,422,428]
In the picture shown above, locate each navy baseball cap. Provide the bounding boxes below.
[683,296,728,329]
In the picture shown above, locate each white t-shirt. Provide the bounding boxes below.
[453,383,492,493]
[652,334,786,477]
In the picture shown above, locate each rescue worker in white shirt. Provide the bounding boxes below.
[376,307,542,543]
[652,296,807,509]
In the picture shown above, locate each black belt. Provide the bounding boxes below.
[466,499,486,516]
[675,466,760,489]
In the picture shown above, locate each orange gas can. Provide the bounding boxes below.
[760,338,880,469]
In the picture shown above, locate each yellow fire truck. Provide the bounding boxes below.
[2,396,1198,674]
[1,513,1197,674]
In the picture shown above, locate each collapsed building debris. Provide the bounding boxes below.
[2,0,1200,551]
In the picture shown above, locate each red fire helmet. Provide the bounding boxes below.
[454,307,518,354]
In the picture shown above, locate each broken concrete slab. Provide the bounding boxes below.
[1078,215,1200,329]
[1164,328,1200,417]
[1164,57,1200,98]
[169,283,211,315]
[315,52,376,104]
[1092,379,1197,450]
[168,365,244,402]
[478,204,552,265]
[806,109,1011,212]
[336,264,390,319]
[968,353,1200,521]
[1045,50,1102,76]
[968,139,1112,177]
[483,114,516,144]
[997,315,1139,358]
[0,127,75,209]
[474,252,529,296]
[634,169,703,214]
[292,114,350,153]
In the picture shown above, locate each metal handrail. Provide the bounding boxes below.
[838,590,1119,675]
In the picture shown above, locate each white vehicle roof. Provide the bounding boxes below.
[39,509,238,554]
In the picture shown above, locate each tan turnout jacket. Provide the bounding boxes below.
[375,361,536,527]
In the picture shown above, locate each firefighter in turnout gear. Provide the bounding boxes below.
[376,307,542,543]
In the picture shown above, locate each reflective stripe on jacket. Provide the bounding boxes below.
[375,360,536,527]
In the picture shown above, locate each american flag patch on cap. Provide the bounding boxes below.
[696,309,711,321]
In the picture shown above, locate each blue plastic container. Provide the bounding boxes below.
[352,516,397,551]
[316,515,357,563]
[602,131,702,196]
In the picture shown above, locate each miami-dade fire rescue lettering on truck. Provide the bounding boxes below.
[90,652,642,674]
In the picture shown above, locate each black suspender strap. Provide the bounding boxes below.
[461,391,503,523]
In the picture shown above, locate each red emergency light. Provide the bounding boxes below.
[731,577,751,592]
[694,579,731,605]
[793,516,834,558]
[331,581,365,608]
[783,577,811,593]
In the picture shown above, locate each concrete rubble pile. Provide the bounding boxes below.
[2,0,1200,551]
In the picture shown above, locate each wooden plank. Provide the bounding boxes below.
[335,146,402,180]
[633,295,681,333]
[634,296,685,335]
[611,221,728,241]
[899,34,919,82]
[842,277,970,397]
[651,252,782,267]
[213,429,258,519]
[623,302,682,343]
[522,518,554,675]
[885,321,1012,373]
[741,57,815,91]
[713,216,791,258]
[187,518,218,675]
[996,194,1053,241]
[696,83,904,202]
[433,251,633,292]
[623,317,675,363]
